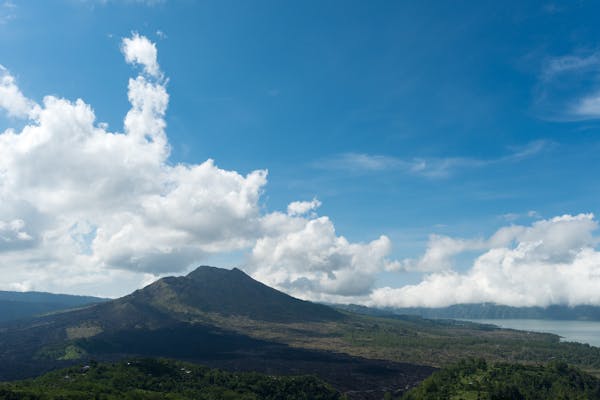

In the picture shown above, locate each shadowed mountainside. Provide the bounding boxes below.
[0,266,432,399]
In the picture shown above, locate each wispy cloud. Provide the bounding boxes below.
[571,92,600,118]
[503,140,550,161]
[315,153,408,172]
[500,210,540,222]
[85,0,165,7]
[0,1,16,25]
[541,3,564,15]
[542,52,600,80]
[536,50,600,120]
[314,140,551,178]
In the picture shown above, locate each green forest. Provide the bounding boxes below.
[0,358,342,400]
[402,359,600,400]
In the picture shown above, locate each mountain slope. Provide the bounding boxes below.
[0,266,435,399]
[4,266,600,398]
[130,266,343,323]
[0,266,346,379]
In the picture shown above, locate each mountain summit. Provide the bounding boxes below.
[0,266,344,380]
[128,265,343,323]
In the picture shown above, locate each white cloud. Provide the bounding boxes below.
[0,66,38,118]
[287,198,321,216]
[370,214,600,307]
[542,52,600,80]
[248,215,394,299]
[397,234,486,272]
[0,34,395,299]
[121,33,161,78]
[7,33,595,309]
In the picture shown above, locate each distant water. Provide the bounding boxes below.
[463,319,600,347]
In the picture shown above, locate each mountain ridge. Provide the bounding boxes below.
[0,290,107,323]
[337,303,600,321]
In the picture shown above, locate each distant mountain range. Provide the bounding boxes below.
[337,303,600,321]
[0,290,107,322]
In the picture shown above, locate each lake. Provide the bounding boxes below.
[463,319,600,347]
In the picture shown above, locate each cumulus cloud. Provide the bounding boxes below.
[122,33,162,78]
[0,34,395,298]
[6,33,594,308]
[395,234,486,272]
[0,66,38,118]
[248,214,394,300]
[287,198,321,216]
[370,214,600,307]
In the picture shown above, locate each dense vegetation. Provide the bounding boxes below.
[402,359,600,399]
[0,358,342,400]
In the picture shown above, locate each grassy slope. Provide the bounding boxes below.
[185,311,600,373]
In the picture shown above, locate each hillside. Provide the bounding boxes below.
[0,291,107,323]
[0,266,434,399]
[402,359,600,400]
[3,266,600,398]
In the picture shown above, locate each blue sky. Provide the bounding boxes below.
[2,1,600,306]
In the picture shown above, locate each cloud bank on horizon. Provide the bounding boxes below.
[375,213,600,307]
[1,34,600,307]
